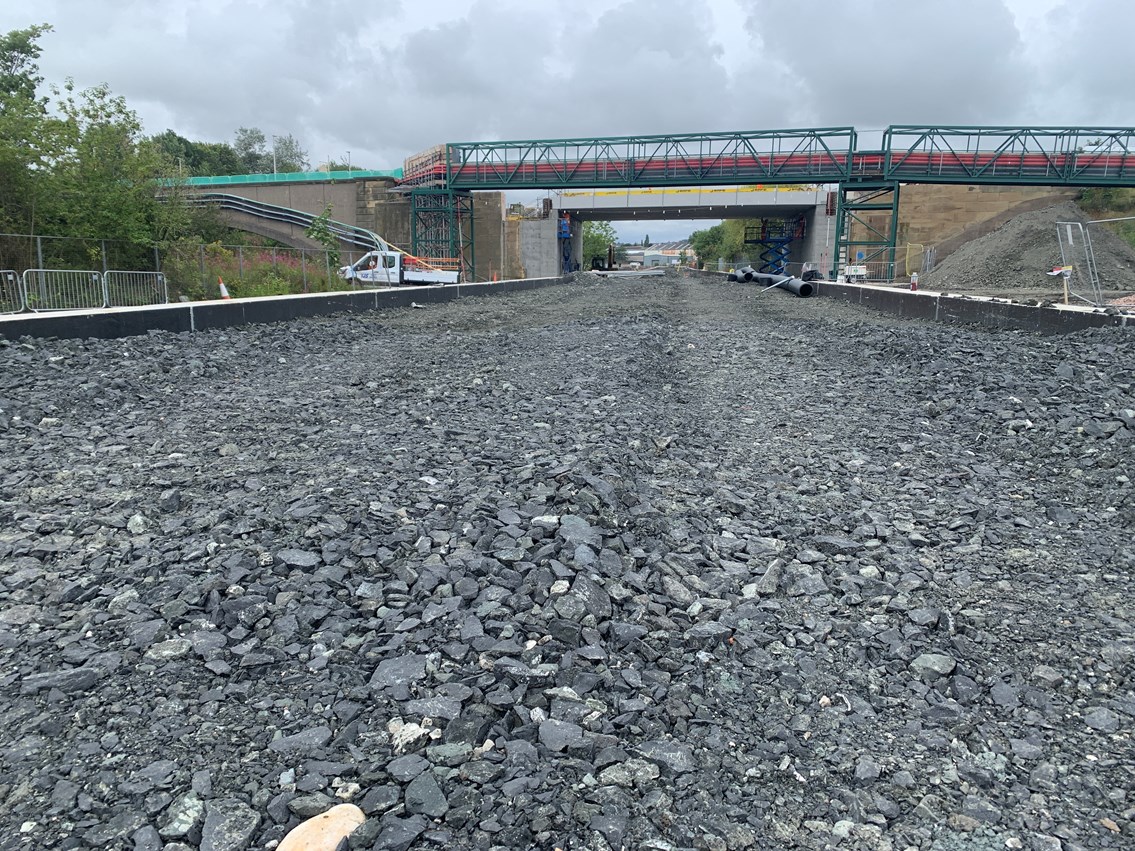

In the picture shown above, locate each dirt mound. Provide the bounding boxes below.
[923,201,1135,296]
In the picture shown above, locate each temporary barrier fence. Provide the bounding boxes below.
[12,269,169,313]
[1055,221,1104,306]
[104,271,169,307]
[1,270,22,314]
[839,260,897,283]
[22,269,107,312]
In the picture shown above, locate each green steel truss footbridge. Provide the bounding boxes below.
[399,125,1135,278]
[404,126,1135,190]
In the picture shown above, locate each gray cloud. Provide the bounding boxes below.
[738,0,1032,129]
[4,0,1133,242]
[1031,0,1135,125]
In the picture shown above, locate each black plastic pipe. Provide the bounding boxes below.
[751,272,814,298]
[723,268,812,296]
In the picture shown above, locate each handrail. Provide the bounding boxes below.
[187,193,389,252]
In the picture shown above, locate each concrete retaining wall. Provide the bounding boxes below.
[689,268,1132,334]
[519,219,562,279]
[815,281,1132,334]
[0,277,571,342]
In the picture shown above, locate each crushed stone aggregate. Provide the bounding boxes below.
[0,271,1132,850]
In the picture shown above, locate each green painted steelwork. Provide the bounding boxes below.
[831,182,900,281]
[407,125,1135,191]
[444,128,858,190]
[883,126,1135,186]
[175,168,402,187]
[410,189,475,281]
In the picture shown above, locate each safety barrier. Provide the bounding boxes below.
[22,269,107,311]
[1,270,22,314]
[839,260,897,283]
[104,271,169,307]
[13,269,170,313]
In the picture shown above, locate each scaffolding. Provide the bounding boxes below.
[410,188,475,281]
[831,182,900,281]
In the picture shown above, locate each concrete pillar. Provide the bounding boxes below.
[472,193,504,282]
[519,218,560,279]
[799,201,835,273]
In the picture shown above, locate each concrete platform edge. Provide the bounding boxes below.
[0,277,570,341]
[814,282,1132,334]
[692,268,1132,334]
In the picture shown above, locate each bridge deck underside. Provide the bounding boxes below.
[558,203,820,222]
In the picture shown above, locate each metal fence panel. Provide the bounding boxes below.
[1056,221,1104,306]
[841,260,896,282]
[1,270,23,314]
[21,269,107,311]
[105,271,168,307]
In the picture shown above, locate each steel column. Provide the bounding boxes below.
[832,182,900,281]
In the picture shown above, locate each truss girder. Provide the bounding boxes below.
[444,128,858,190]
[883,126,1135,186]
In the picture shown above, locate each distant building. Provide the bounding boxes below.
[645,241,693,266]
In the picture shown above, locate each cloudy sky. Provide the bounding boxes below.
[4,0,1132,242]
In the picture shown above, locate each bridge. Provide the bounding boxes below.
[181,125,1135,281]
[406,126,1135,189]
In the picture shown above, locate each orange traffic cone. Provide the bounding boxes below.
[218,276,231,299]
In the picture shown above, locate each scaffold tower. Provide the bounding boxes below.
[410,188,475,280]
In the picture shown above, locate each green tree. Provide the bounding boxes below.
[0,25,218,272]
[194,141,244,176]
[0,23,51,101]
[234,126,269,172]
[234,127,309,173]
[272,133,309,172]
[151,130,244,176]
[304,204,340,269]
[690,220,757,268]
[0,24,61,240]
[583,220,618,268]
[41,81,172,263]
[690,223,724,268]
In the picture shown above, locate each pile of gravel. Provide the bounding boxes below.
[923,201,1135,297]
[1,275,1132,851]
